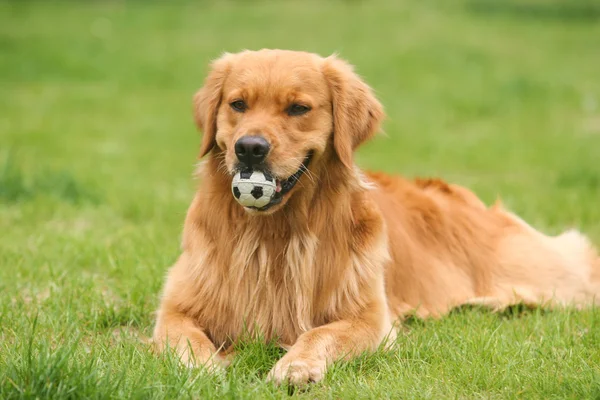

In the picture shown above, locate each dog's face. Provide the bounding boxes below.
[194,49,384,214]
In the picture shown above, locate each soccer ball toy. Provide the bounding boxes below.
[232,169,277,208]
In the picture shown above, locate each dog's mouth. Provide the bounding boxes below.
[242,151,314,212]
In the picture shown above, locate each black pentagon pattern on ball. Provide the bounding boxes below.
[262,171,274,182]
[251,186,263,199]
[233,187,241,199]
[240,169,253,179]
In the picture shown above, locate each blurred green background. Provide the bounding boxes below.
[1,1,600,398]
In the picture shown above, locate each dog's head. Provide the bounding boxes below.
[194,49,384,214]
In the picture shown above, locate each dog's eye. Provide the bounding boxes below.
[287,104,311,116]
[230,100,247,113]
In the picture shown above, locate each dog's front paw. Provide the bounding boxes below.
[176,346,231,373]
[267,356,326,385]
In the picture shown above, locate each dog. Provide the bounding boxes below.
[153,49,600,385]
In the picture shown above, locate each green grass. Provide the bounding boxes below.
[1,0,600,398]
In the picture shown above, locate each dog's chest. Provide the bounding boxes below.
[200,232,320,346]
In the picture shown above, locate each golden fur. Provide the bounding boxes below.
[153,49,600,384]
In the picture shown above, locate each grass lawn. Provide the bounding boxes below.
[2,0,600,398]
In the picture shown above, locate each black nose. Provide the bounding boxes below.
[234,136,270,167]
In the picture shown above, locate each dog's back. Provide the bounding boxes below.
[367,172,600,318]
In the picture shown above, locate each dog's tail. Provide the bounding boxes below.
[549,229,600,303]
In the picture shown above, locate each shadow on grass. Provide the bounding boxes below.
[449,302,549,319]
[402,302,549,327]
[466,0,600,22]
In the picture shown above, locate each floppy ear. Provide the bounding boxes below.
[194,53,233,157]
[322,56,384,170]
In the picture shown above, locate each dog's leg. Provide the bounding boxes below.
[267,301,390,385]
[153,252,229,370]
[153,308,229,371]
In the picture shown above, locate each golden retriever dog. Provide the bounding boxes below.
[153,49,600,385]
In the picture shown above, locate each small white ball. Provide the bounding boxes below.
[232,169,277,208]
